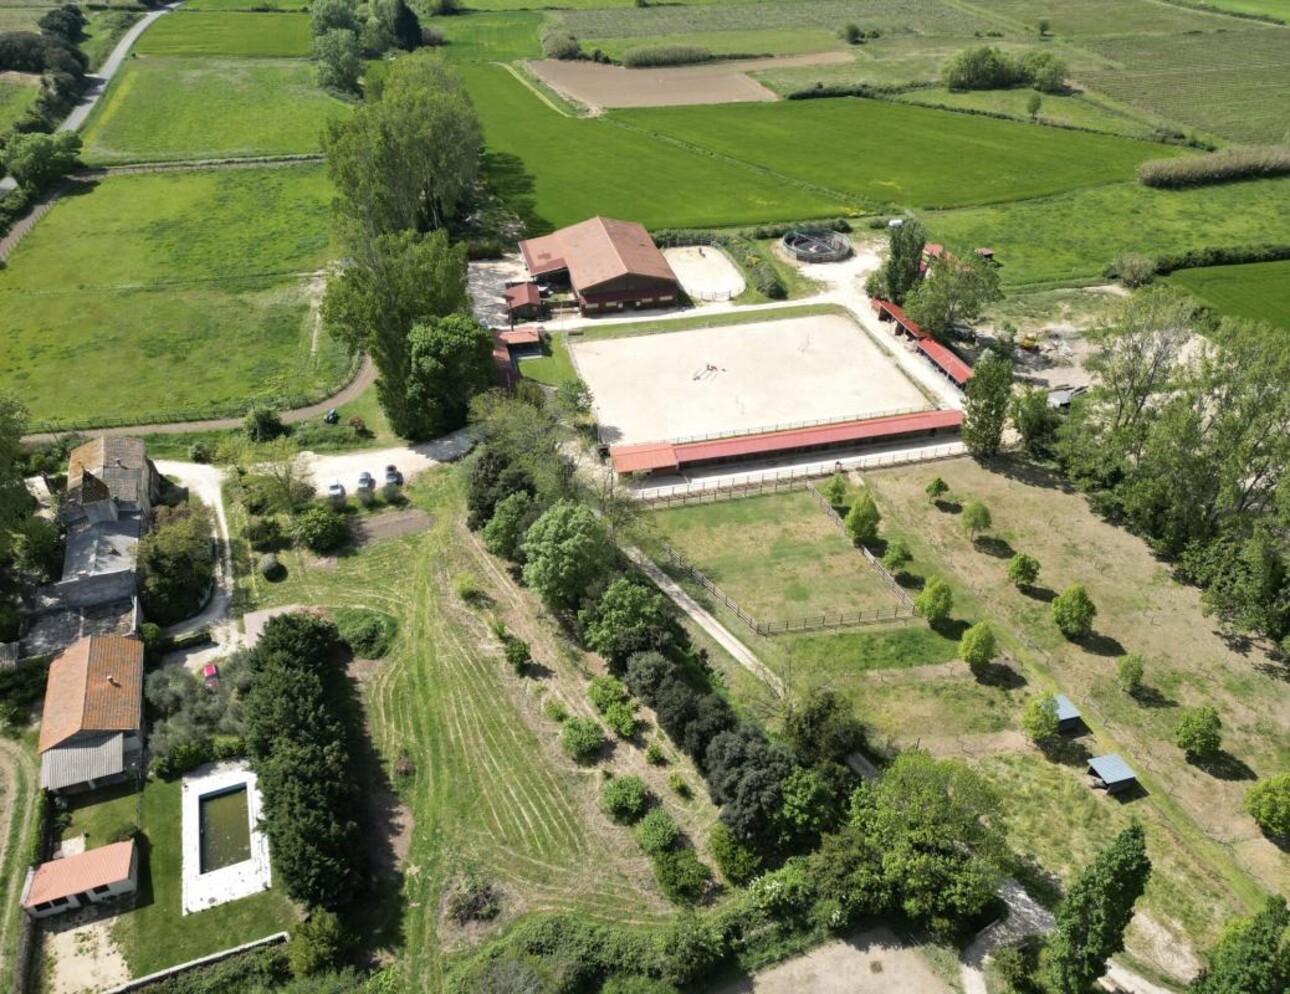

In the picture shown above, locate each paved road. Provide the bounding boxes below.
[0,2,182,199]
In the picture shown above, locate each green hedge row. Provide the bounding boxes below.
[1138,146,1290,188]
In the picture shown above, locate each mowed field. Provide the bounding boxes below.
[135,11,312,58]
[461,63,850,229]
[0,74,38,132]
[618,99,1182,208]
[0,167,349,425]
[922,178,1290,288]
[82,58,351,163]
[249,470,688,987]
[653,491,907,623]
[1169,260,1290,331]
[438,10,543,61]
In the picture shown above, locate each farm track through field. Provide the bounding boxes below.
[498,62,575,117]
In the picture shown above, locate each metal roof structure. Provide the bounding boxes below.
[1054,694,1081,723]
[40,731,125,792]
[1088,754,1136,785]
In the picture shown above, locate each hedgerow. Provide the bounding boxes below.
[621,45,713,67]
[1138,146,1290,188]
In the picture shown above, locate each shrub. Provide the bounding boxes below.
[293,505,348,553]
[635,809,679,856]
[943,46,1025,91]
[653,848,711,904]
[289,909,347,978]
[1138,146,1290,188]
[1007,552,1040,588]
[504,636,531,674]
[245,516,283,552]
[541,29,581,59]
[482,491,536,561]
[454,573,488,604]
[668,771,691,799]
[842,22,862,44]
[926,477,950,501]
[881,539,911,573]
[1117,653,1144,694]
[244,406,285,442]
[188,441,213,464]
[1021,693,1060,743]
[1114,253,1157,288]
[1245,774,1290,838]
[561,717,605,762]
[844,492,881,546]
[621,45,713,67]
[604,700,637,738]
[334,608,398,658]
[107,822,140,844]
[708,821,761,885]
[959,621,997,670]
[601,775,650,823]
[993,944,1029,990]
[1052,584,1096,640]
[544,698,569,723]
[1174,705,1222,759]
[822,472,847,506]
[645,741,667,765]
[446,870,502,924]
[258,553,285,581]
[589,675,629,712]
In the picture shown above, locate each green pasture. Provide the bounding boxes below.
[1169,260,1290,331]
[962,0,1232,35]
[58,780,295,976]
[1178,0,1287,19]
[136,11,312,57]
[461,63,849,230]
[891,87,1159,139]
[1085,28,1290,144]
[186,0,307,9]
[585,27,845,60]
[250,470,675,986]
[0,75,38,132]
[618,98,1183,209]
[922,177,1290,288]
[653,491,906,624]
[0,167,351,425]
[83,58,351,163]
[0,6,39,29]
[438,10,542,61]
[560,0,994,43]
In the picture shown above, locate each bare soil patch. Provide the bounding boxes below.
[664,245,745,301]
[711,924,950,994]
[527,52,850,110]
[353,508,433,544]
[41,908,130,994]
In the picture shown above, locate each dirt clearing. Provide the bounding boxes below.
[353,508,433,544]
[663,245,745,301]
[527,52,852,110]
[42,910,130,994]
[711,925,951,994]
[570,314,931,445]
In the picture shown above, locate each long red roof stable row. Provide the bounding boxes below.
[610,408,964,475]
[870,298,974,387]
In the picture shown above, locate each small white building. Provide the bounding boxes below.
[22,840,138,919]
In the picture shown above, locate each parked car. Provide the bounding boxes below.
[323,408,340,425]
[202,663,220,691]
[326,480,345,499]
[384,465,403,486]
[357,471,376,492]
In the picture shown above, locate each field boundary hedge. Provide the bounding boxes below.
[1138,146,1290,188]
[1106,242,1290,279]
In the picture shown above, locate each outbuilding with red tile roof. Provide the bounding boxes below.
[22,840,138,918]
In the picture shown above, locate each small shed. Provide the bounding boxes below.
[1088,754,1137,795]
[1054,694,1082,733]
[503,283,544,323]
[22,840,138,918]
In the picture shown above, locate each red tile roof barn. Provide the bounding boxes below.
[497,326,541,346]
[610,409,964,474]
[38,636,144,754]
[870,298,974,386]
[23,841,136,908]
[518,217,677,295]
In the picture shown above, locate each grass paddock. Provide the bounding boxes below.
[136,11,312,58]
[1168,259,1290,332]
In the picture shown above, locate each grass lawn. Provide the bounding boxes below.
[1168,260,1290,332]
[616,99,1185,210]
[0,167,351,426]
[247,468,682,986]
[652,490,906,625]
[922,177,1290,289]
[136,11,312,57]
[438,10,543,61]
[83,58,351,164]
[0,74,38,133]
[462,63,851,231]
[57,779,295,977]
[518,335,577,387]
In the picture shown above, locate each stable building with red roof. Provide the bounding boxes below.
[22,840,138,918]
[518,216,680,314]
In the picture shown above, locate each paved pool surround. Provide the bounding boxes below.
[181,761,272,915]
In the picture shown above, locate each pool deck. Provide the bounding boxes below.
[181,761,272,916]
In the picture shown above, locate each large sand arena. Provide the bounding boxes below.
[527,52,852,110]
[663,245,745,300]
[570,314,932,445]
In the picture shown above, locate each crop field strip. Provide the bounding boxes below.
[1168,260,1290,332]
[134,11,313,58]
[0,166,349,423]
[249,477,671,986]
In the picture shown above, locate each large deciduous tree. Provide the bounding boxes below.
[322,229,468,438]
[322,51,481,247]
[4,131,80,191]
[1245,774,1290,839]
[1189,896,1290,994]
[962,350,1013,458]
[905,250,1001,342]
[404,314,494,440]
[579,577,684,666]
[864,218,927,305]
[521,501,614,610]
[1047,821,1152,994]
